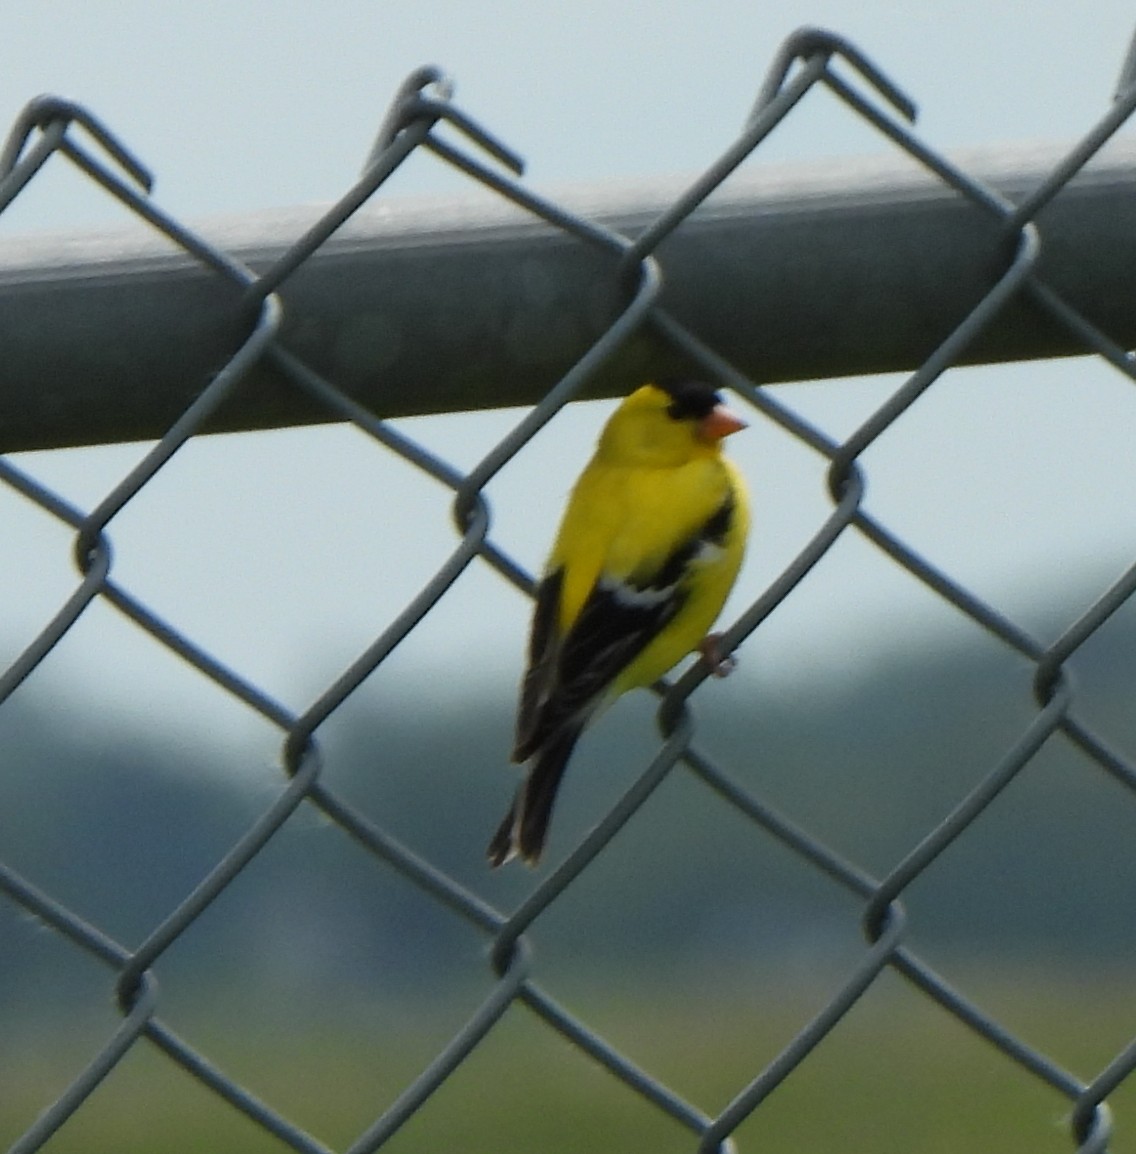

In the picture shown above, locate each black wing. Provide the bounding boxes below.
[513,569,564,759]
[513,490,737,763]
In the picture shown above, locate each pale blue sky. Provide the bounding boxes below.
[2,3,1136,740]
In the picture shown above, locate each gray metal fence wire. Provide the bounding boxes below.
[2,23,1136,1153]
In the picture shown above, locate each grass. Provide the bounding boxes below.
[5,966,1135,1153]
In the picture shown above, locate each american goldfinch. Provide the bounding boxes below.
[488,379,749,867]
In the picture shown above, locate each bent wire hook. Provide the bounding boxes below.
[363,64,524,177]
[0,93,153,189]
[749,25,917,126]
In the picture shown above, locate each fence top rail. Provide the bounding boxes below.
[1,135,1135,455]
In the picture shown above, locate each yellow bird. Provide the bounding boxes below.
[488,379,750,867]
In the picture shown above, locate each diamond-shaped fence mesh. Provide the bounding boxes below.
[3,24,1136,1154]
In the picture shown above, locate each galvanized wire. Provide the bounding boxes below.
[2,23,1136,1154]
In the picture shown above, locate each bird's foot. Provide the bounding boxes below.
[698,633,736,678]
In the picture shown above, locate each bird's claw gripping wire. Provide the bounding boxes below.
[363,64,525,177]
[0,94,153,190]
[698,633,737,678]
[749,25,918,128]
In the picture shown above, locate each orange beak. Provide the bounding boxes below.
[697,404,748,443]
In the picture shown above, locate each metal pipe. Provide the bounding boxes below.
[1,138,1134,453]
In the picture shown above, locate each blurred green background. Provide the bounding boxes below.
[4,577,1136,1152]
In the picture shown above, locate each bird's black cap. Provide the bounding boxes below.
[659,378,724,421]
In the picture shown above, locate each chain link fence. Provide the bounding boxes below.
[3,24,1136,1153]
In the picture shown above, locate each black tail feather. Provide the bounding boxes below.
[486,797,518,868]
[487,725,582,867]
